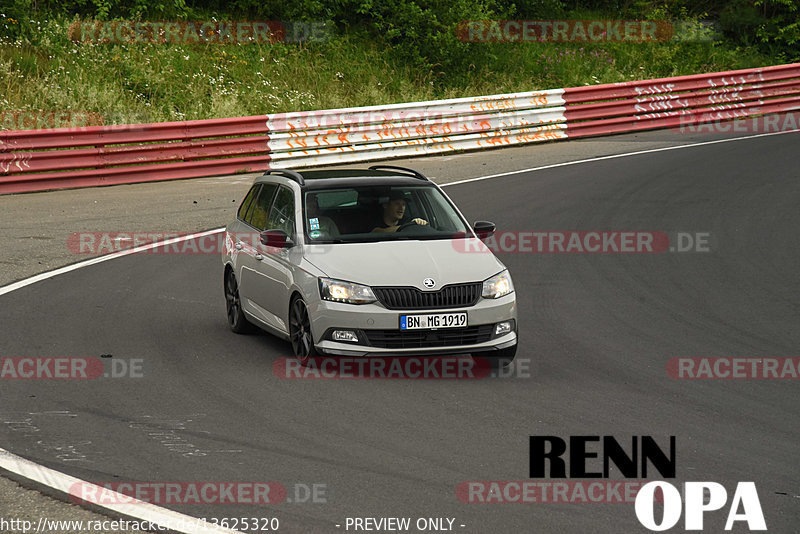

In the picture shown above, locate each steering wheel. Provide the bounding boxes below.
[396,221,419,232]
[397,220,436,233]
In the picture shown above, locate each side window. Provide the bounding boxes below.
[246,184,278,230]
[237,185,260,221]
[267,186,296,236]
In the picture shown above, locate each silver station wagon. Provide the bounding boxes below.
[222,166,517,367]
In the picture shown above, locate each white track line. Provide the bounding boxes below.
[442,128,800,187]
[0,228,225,297]
[2,128,798,299]
[1,127,798,532]
[0,228,238,533]
[0,447,240,534]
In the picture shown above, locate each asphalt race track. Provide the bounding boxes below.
[1,132,799,533]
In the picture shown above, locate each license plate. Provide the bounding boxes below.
[400,312,467,330]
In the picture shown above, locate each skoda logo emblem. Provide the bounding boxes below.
[423,278,436,289]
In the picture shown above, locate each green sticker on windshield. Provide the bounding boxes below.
[309,230,322,238]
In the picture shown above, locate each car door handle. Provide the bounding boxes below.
[235,242,243,250]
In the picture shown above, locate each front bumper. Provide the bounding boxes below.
[308,292,517,357]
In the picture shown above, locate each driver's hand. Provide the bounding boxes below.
[412,218,428,225]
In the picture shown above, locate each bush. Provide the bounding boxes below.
[719,0,799,59]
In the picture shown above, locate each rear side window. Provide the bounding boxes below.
[268,186,295,236]
[245,183,278,230]
[237,185,260,221]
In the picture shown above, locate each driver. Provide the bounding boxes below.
[371,190,428,233]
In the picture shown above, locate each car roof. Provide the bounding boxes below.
[254,168,436,190]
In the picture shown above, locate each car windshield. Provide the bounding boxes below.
[303,185,471,243]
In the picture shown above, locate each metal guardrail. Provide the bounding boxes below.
[2,63,799,194]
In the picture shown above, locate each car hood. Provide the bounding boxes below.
[303,238,505,289]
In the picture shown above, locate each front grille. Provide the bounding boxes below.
[373,282,482,310]
[362,325,493,349]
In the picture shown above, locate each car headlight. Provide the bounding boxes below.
[319,278,377,305]
[482,270,514,299]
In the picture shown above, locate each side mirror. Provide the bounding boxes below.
[260,229,294,249]
[473,221,496,240]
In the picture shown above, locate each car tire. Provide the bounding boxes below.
[224,268,254,334]
[477,343,517,369]
[289,296,318,366]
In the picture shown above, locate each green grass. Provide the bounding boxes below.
[0,15,780,128]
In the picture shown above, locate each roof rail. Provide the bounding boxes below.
[368,165,429,182]
[264,168,305,186]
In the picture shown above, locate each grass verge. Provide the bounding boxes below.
[0,15,783,128]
